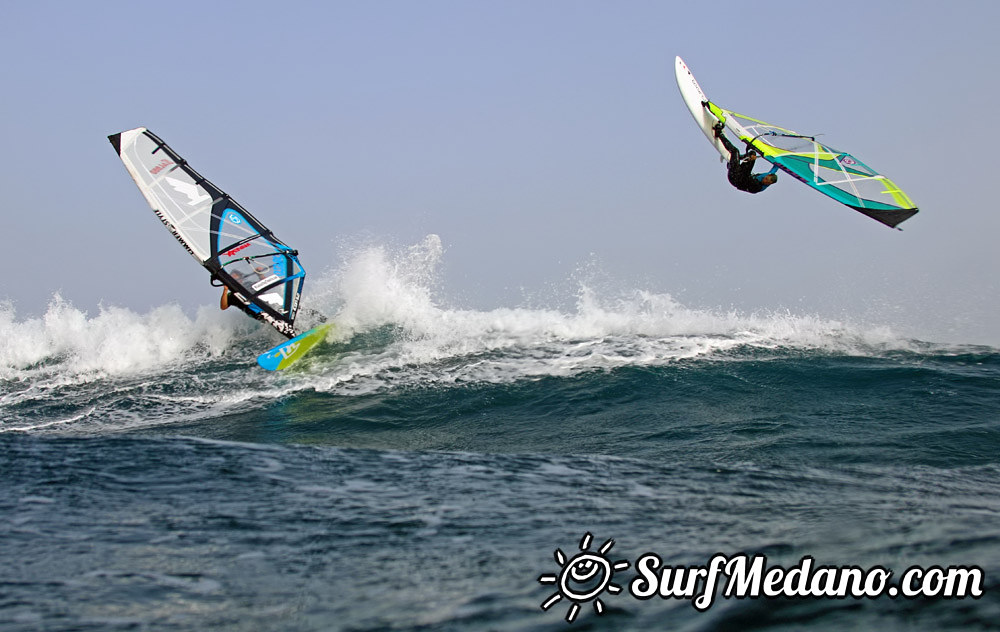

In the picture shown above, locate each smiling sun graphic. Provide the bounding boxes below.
[538,532,630,623]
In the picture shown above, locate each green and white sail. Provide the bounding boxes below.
[708,103,918,228]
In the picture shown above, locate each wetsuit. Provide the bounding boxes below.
[716,131,778,194]
[225,288,267,322]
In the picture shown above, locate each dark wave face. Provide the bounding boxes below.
[2,240,999,630]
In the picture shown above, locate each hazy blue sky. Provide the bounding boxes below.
[2,0,998,344]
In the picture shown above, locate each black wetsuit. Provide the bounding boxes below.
[228,289,266,322]
[717,133,773,194]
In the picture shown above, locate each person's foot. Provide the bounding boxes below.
[712,122,725,137]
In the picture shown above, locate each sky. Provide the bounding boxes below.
[2,0,998,345]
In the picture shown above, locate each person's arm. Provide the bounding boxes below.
[220,287,230,310]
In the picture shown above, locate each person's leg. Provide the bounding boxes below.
[716,129,739,163]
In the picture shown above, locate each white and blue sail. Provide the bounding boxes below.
[109,128,305,339]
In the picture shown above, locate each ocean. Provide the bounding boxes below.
[2,237,998,630]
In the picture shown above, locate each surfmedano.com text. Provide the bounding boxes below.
[629,553,984,610]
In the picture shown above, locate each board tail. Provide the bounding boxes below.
[704,101,726,126]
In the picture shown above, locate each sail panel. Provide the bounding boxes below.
[111,128,218,261]
[216,207,304,323]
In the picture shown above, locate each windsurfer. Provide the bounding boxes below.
[220,263,275,310]
[713,122,779,194]
[220,266,287,328]
[220,269,265,318]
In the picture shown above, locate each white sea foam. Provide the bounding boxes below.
[290,234,924,392]
[0,296,248,379]
[0,235,945,433]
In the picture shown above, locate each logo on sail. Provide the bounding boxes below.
[165,177,210,206]
[150,159,174,175]
[224,242,251,257]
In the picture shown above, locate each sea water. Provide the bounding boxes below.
[2,236,998,630]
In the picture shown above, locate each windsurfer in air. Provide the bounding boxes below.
[705,102,778,194]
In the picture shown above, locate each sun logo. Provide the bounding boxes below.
[538,532,630,623]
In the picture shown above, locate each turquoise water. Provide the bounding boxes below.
[2,243,998,630]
